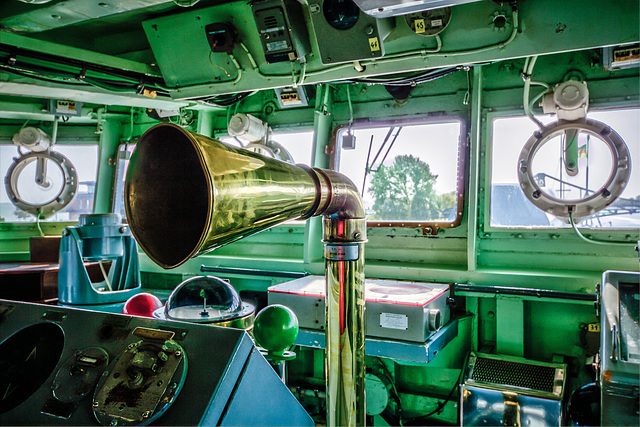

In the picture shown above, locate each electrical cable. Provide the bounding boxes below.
[35,213,45,238]
[329,66,464,89]
[198,91,254,107]
[2,63,170,96]
[239,42,258,69]
[0,64,87,86]
[356,67,461,86]
[522,55,545,129]
[374,357,404,426]
[403,361,466,423]
[346,85,353,125]
[424,34,443,54]
[568,212,637,246]
[0,45,167,87]
[1,53,170,96]
[295,61,307,88]
[208,51,231,77]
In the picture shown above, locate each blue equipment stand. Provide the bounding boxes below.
[58,214,141,305]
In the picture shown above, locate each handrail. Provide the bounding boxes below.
[200,265,308,279]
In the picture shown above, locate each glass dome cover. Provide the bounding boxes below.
[165,276,243,322]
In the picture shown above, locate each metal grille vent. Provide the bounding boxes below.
[471,357,556,393]
[263,16,278,29]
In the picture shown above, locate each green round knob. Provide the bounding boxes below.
[253,304,299,356]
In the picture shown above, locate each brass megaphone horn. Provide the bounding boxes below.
[125,123,367,427]
[124,123,363,269]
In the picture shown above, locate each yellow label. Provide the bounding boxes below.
[368,37,380,52]
[588,323,600,332]
[414,19,426,33]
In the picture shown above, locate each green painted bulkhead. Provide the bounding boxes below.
[0,0,638,425]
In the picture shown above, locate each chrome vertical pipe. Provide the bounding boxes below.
[317,169,367,427]
[324,216,366,427]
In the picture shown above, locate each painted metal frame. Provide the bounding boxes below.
[332,115,468,236]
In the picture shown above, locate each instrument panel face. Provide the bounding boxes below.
[0,322,65,415]
[0,300,313,426]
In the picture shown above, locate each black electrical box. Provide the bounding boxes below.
[251,0,310,63]
[204,22,237,53]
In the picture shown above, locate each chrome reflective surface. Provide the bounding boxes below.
[324,217,367,427]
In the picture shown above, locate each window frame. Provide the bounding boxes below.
[332,115,468,236]
[111,141,136,222]
[484,104,640,233]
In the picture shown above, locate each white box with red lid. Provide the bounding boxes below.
[268,276,451,343]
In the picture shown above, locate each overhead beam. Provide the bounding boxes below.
[0,32,160,77]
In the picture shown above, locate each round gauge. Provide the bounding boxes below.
[404,7,452,36]
[0,323,65,414]
[323,0,360,30]
[52,347,109,403]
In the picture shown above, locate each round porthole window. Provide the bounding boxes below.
[517,119,631,224]
[4,150,78,219]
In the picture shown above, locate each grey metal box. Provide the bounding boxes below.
[268,276,450,342]
[461,352,566,426]
[599,270,640,427]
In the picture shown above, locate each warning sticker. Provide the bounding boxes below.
[380,313,408,330]
[414,19,426,33]
[368,37,380,52]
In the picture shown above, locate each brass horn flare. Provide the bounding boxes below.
[125,124,340,268]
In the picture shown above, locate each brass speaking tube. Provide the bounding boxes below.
[125,123,366,426]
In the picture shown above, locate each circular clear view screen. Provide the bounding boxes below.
[15,157,65,206]
[5,150,78,219]
[531,130,614,202]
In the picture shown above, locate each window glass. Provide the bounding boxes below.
[0,144,98,222]
[336,120,463,225]
[219,130,314,165]
[490,108,640,228]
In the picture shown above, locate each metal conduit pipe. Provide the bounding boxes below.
[125,123,366,426]
[454,283,596,301]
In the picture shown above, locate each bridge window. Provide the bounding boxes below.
[0,144,98,222]
[490,108,640,228]
[335,118,465,233]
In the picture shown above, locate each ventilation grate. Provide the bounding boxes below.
[263,16,278,29]
[470,357,556,393]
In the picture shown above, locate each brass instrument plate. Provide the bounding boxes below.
[93,340,184,425]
